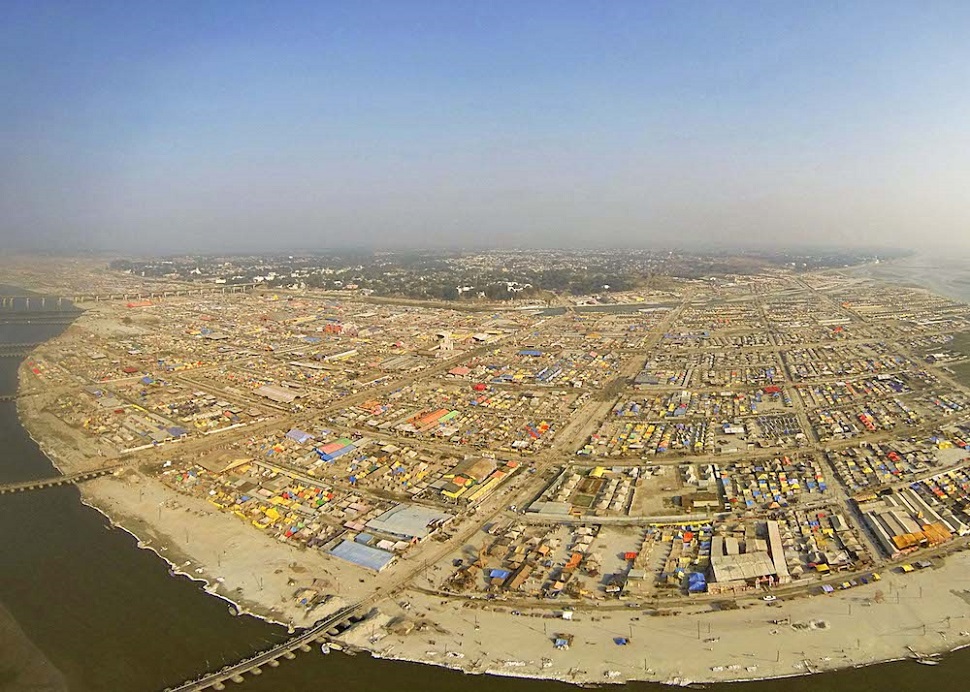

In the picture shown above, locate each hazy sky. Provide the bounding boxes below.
[3,2,970,254]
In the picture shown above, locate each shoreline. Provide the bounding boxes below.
[9,278,970,687]
[76,495,294,631]
[842,252,970,305]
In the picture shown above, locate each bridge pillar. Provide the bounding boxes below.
[267,659,280,668]
[231,674,244,683]
[250,667,262,675]
[298,644,311,653]
[282,651,295,660]
[212,683,226,691]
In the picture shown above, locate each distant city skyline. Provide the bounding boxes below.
[3,2,970,254]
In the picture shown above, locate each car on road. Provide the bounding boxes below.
[762,595,777,602]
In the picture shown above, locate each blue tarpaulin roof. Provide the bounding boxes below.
[319,445,355,462]
[688,572,707,592]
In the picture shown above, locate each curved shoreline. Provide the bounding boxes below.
[9,283,970,687]
[77,496,294,631]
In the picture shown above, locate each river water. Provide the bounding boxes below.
[0,284,967,691]
[844,253,970,305]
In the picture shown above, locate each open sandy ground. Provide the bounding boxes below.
[69,471,970,687]
[14,318,970,686]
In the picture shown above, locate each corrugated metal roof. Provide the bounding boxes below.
[329,540,395,572]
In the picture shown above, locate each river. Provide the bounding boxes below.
[844,252,970,305]
[0,284,967,691]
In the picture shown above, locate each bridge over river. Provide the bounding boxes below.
[166,601,371,691]
[0,342,44,358]
[0,284,258,311]
[0,465,123,495]
[0,311,80,326]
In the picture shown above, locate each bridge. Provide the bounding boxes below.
[0,296,75,311]
[0,311,80,326]
[69,283,258,305]
[0,466,122,495]
[166,601,370,691]
[0,342,43,358]
[0,284,258,311]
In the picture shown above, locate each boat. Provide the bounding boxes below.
[907,646,942,665]
[320,644,330,655]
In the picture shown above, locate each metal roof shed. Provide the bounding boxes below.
[365,504,453,540]
[329,540,396,572]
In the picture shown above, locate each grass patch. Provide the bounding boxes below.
[949,361,970,387]
[949,331,970,357]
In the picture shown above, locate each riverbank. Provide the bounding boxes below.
[10,277,970,688]
[843,252,970,305]
[367,551,970,685]
[76,473,359,628]
[46,454,970,686]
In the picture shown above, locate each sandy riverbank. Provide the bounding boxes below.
[11,292,970,687]
[78,473,357,627]
[73,471,970,687]
[362,553,970,686]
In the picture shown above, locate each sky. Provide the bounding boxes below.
[3,1,970,254]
